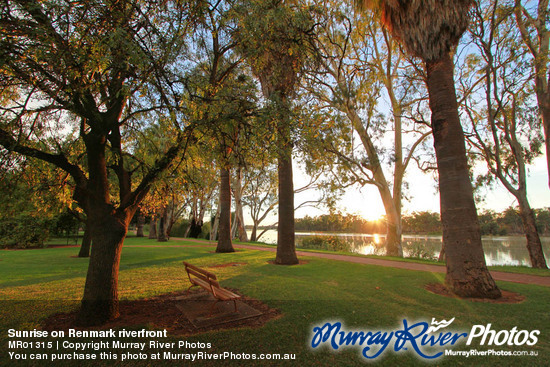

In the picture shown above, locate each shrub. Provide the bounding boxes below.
[404,241,437,261]
[0,215,52,249]
[300,235,353,252]
[168,220,190,238]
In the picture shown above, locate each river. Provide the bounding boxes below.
[248,230,550,267]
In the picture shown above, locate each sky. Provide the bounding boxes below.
[290,155,550,222]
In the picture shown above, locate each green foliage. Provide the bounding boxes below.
[402,211,442,234]
[300,235,353,252]
[168,220,190,238]
[535,209,550,235]
[50,211,80,238]
[296,213,386,233]
[233,0,314,98]
[0,215,52,249]
[405,241,438,261]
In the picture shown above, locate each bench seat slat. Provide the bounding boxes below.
[183,261,239,302]
[183,261,217,280]
[212,287,240,301]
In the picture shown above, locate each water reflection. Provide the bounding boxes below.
[249,230,550,267]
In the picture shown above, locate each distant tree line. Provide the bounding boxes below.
[295,208,550,236]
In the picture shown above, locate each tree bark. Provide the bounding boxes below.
[148,217,157,239]
[232,167,249,242]
[275,111,299,265]
[250,222,258,242]
[157,206,168,242]
[542,103,550,188]
[135,209,144,237]
[210,207,220,241]
[187,217,203,238]
[438,243,446,262]
[77,210,132,326]
[385,217,402,257]
[78,223,92,258]
[216,167,234,252]
[517,194,548,268]
[426,53,500,298]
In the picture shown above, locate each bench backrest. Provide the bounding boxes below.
[183,261,220,289]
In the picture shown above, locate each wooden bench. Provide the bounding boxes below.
[183,261,241,316]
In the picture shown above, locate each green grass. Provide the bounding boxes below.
[158,236,550,277]
[1,237,549,366]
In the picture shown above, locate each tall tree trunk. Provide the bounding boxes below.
[542,104,550,188]
[78,223,92,258]
[148,216,157,239]
[517,194,548,268]
[231,211,238,239]
[385,216,402,257]
[380,191,402,257]
[210,207,220,241]
[276,112,299,265]
[232,167,249,242]
[426,53,500,299]
[187,217,203,238]
[135,209,144,237]
[216,167,234,252]
[250,222,258,242]
[438,244,445,262]
[166,208,176,237]
[76,208,133,326]
[157,206,168,242]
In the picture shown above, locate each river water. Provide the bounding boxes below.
[248,230,550,267]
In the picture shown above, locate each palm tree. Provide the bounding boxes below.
[356,0,501,298]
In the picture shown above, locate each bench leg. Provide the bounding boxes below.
[186,284,198,295]
[208,300,220,317]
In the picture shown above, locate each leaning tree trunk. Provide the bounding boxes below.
[216,167,234,252]
[426,53,500,298]
[78,223,92,258]
[517,194,548,268]
[275,111,299,265]
[347,108,403,256]
[148,216,157,239]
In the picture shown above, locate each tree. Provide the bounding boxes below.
[464,0,547,268]
[242,160,279,242]
[513,0,550,187]
[356,0,500,297]
[135,208,145,237]
[304,2,431,256]
[0,0,200,324]
[217,167,233,251]
[234,0,313,264]
[231,166,249,241]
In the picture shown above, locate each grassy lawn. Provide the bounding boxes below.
[1,237,549,366]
